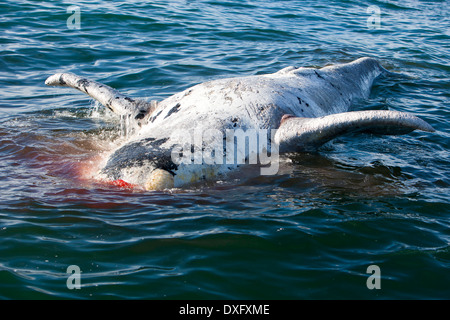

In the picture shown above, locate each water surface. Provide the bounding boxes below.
[0,0,449,299]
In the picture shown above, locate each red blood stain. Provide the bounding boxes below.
[108,179,135,189]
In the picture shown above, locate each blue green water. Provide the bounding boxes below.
[0,0,449,299]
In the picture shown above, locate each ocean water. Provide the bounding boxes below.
[0,0,449,299]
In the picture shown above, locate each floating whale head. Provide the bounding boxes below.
[98,138,177,190]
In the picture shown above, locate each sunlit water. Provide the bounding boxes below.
[0,0,449,299]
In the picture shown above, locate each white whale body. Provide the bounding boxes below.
[45,57,434,190]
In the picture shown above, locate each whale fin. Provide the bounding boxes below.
[45,73,157,124]
[275,110,435,153]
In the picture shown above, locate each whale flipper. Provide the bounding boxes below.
[45,73,157,123]
[275,110,435,153]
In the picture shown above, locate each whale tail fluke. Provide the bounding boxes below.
[45,73,157,125]
[275,110,435,153]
